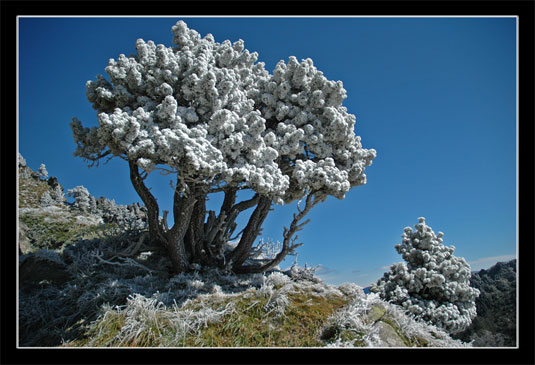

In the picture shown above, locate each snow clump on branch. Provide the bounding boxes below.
[71,20,376,204]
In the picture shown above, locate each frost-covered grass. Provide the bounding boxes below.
[18,172,51,208]
[61,270,352,347]
[321,292,470,348]
[19,211,121,251]
[20,229,471,348]
[20,231,471,348]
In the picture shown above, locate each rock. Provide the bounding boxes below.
[18,222,33,255]
[375,321,408,347]
[364,303,386,323]
[47,176,61,190]
[19,250,71,290]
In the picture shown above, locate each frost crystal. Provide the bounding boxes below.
[371,217,480,334]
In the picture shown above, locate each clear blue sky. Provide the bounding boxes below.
[18,17,517,286]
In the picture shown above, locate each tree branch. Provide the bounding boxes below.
[234,192,319,274]
[227,195,272,270]
[128,159,167,245]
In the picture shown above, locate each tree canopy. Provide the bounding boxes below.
[71,20,376,274]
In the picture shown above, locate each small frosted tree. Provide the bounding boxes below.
[39,191,54,207]
[51,185,66,204]
[70,21,376,274]
[38,163,48,179]
[66,185,92,212]
[370,217,480,334]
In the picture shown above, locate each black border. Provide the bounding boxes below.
[2,1,534,365]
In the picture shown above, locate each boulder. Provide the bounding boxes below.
[47,176,61,190]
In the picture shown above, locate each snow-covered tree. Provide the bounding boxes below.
[70,20,376,274]
[370,217,480,334]
[39,163,48,179]
[66,186,92,211]
[39,191,54,207]
[51,185,66,204]
[97,197,148,230]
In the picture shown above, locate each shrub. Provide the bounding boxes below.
[371,217,480,334]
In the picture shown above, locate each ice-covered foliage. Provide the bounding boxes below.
[69,20,376,274]
[323,292,469,347]
[370,217,480,334]
[36,183,65,207]
[51,185,66,204]
[39,191,54,207]
[39,164,48,179]
[65,185,147,230]
[96,197,148,230]
[19,153,27,167]
[71,20,375,203]
[67,185,93,211]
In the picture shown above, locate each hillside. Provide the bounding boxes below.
[18,156,469,348]
[452,260,517,347]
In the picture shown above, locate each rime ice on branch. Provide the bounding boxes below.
[371,218,480,334]
[70,20,376,274]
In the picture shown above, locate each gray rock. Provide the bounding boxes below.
[374,321,408,347]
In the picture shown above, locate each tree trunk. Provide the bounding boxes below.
[129,160,198,273]
[185,195,207,264]
[227,195,272,270]
[128,160,167,246]
[129,159,300,275]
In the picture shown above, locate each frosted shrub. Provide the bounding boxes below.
[39,163,48,179]
[51,185,66,204]
[264,271,292,288]
[323,292,469,347]
[66,186,92,212]
[39,191,55,207]
[19,153,27,167]
[97,197,148,230]
[70,20,376,275]
[371,217,480,334]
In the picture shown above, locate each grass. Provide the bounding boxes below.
[19,212,121,251]
[63,286,352,347]
[18,173,51,208]
[187,291,350,347]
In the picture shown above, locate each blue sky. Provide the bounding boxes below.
[18,17,517,286]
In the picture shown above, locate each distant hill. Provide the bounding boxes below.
[452,259,517,347]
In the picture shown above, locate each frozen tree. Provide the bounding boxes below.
[370,217,480,334]
[39,164,48,179]
[39,191,54,207]
[66,186,92,211]
[51,185,66,204]
[97,197,148,230]
[70,20,376,274]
